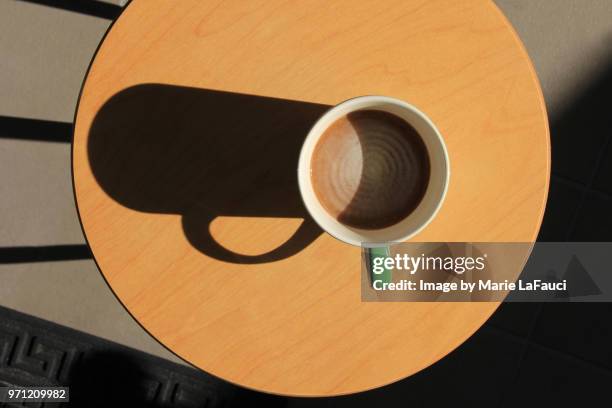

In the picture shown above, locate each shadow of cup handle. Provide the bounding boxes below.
[182,215,322,264]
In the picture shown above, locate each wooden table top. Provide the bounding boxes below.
[73,0,549,396]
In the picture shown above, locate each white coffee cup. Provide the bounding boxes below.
[297,95,450,246]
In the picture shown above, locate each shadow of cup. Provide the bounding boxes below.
[88,84,327,264]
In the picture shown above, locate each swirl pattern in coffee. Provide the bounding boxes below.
[310,109,430,230]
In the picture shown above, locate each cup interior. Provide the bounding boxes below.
[298,96,449,246]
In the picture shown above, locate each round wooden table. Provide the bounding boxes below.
[73,0,549,396]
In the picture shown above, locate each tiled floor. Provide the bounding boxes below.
[594,141,612,195]
[502,344,612,407]
[531,303,612,369]
[1,0,612,406]
[549,68,612,184]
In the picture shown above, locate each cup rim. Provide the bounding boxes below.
[297,95,450,247]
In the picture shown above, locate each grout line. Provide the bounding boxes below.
[551,173,612,200]
[564,132,612,240]
[526,340,612,375]
[486,316,612,374]
[523,304,544,344]
[550,173,588,189]
[493,303,543,408]
[585,187,612,201]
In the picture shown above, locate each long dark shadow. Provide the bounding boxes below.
[0,245,92,263]
[0,116,72,143]
[16,0,122,20]
[88,84,327,264]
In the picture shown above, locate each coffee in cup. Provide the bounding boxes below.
[310,109,430,230]
[298,96,449,246]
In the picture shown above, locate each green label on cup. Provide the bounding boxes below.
[366,246,392,284]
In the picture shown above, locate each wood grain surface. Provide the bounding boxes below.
[72,0,550,396]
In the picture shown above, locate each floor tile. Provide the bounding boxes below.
[502,344,612,407]
[485,303,542,338]
[593,138,612,195]
[548,70,612,184]
[537,178,583,241]
[530,303,612,369]
[570,192,612,241]
[409,328,524,408]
